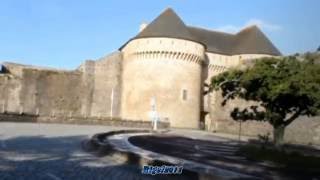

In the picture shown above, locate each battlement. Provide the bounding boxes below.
[122,37,205,64]
[129,51,202,65]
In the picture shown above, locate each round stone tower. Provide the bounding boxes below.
[120,9,205,128]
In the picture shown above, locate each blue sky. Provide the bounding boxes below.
[0,0,319,69]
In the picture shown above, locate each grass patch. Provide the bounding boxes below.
[237,144,320,174]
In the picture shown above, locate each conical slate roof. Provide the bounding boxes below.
[120,8,281,56]
[134,8,197,42]
[232,25,281,55]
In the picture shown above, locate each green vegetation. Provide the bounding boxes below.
[210,55,320,146]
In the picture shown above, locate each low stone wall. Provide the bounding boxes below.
[209,91,320,146]
[0,113,38,122]
[215,116,320,146]
[0,113,170,129]
[215,119,272,137]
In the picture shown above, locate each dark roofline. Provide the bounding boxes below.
[188,25,235,36]
[233,25,282,56]
[119,8,282,56]
[236,25,259,34]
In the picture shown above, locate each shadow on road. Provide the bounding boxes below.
[0,135,199,180]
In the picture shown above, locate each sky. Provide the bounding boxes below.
[0,0,319,69]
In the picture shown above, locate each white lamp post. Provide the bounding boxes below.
[110,88,114,119]
[150,97,158,131]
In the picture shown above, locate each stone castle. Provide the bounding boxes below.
[1,8,319,144]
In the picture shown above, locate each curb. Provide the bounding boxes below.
[85,130,259,180]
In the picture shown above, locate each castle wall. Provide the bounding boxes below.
[213,105,320,145]
[0,74,21,113]
[0,38,318,145]
[121,37,205,128]
[79,60,95,117]
[0,51,123,119]
[203,53,272,118]
[202,53,271,128]
[209,89,320,145]
[204,53,320,145]
[90,52,122,118]
[23,69,83,116]
[0,67,84,116]
[205,53,273,83]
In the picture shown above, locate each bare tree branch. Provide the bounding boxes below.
[284,109,302,126]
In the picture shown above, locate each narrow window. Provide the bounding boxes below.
[182,89,188,101]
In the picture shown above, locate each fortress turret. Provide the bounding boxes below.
[120,8,205,128]
[119,8,281,129]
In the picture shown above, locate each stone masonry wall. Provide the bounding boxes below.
[0,65,84,116]
[0,74,21,113]
[121,38,204,128]
[21,68,83,116]
[0,51,123,119]
[209,91,320,145]
[90,52,122,118]
[205,53,320,145]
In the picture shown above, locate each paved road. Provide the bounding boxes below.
[0,122,182,180]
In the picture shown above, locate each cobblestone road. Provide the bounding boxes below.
[0,123,191,180]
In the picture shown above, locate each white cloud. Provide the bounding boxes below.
[245,19,282,31]
[215,25,240,33]
[216,18,282,33]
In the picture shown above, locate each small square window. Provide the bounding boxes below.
[182,89,188,101]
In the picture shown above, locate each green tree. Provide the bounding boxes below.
[210,56,320,146]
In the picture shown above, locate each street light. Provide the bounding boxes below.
[150,97,158,131]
